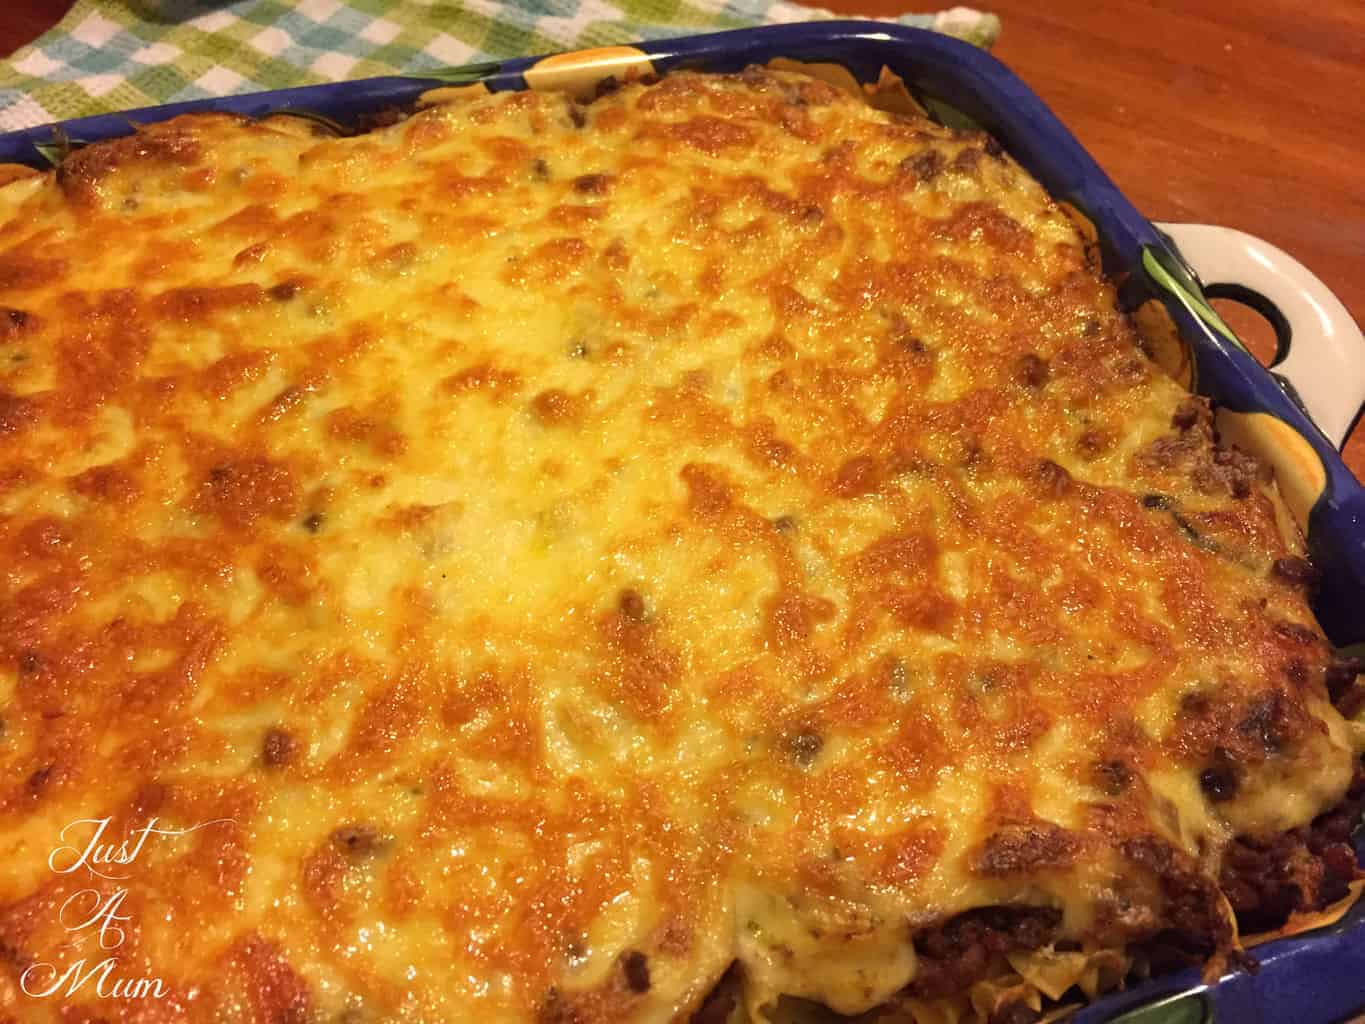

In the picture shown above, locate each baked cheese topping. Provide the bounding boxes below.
[0,69,1357,1023]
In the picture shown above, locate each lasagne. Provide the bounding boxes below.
[0,66,1360,1024]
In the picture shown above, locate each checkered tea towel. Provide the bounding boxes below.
[0,0,999,132]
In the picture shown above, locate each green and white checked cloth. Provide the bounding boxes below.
[0,0,998,132]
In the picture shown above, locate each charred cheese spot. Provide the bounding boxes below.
[262,726,299,768]
[0,67,1356,1024]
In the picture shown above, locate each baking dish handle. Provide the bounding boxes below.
[1154,221,1365,448]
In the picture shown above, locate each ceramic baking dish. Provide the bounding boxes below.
[0,21,1361,1024]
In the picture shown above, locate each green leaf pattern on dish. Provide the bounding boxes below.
[1141,245,1242,349]
[406,60,507,85]
[1107,990,1212,1024]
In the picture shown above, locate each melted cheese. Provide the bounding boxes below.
[0,69,1356,1024]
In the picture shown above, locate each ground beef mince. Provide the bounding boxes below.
[1118,836,1236,976]
[989,1002,1042,1024]
[690,962,742,1024]
[906,906,1062,999]
[1221,761,1365,934]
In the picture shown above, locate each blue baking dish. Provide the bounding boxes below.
[1,21,1361,1024]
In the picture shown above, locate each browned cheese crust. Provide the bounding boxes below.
[0,68,1359,1024]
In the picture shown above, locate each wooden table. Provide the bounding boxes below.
[3,0,1364,477]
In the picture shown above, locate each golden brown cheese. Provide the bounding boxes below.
[0,68,1358,1024]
